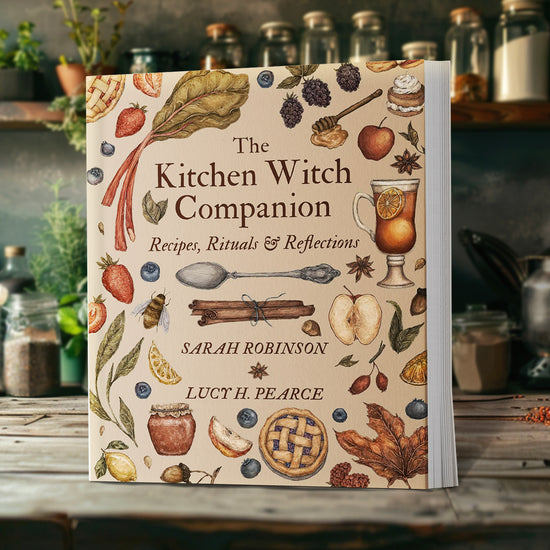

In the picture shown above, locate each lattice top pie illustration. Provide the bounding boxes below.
[259,408,328,479]
[86,75,126,123]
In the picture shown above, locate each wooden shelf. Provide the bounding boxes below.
[451,102,550,129]
[0,101,63,129]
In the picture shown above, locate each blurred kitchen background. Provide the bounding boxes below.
[0,0,549,391]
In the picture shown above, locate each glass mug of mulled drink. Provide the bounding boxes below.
[353,179,419,288]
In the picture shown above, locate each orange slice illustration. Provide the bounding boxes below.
[148,341,182,385]
[376,187,405,220]
[400,350,427,386]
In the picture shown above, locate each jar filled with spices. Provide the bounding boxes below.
[401,41,438,60]
[257,21,298,67]
[445,7,490,102]
[147,403,196,455]
[494,0,550,101]
[300,11,340,65]
[349,11,388,63]
[3,293,60,397]
[452,304,512,393]
[200,23,244,70]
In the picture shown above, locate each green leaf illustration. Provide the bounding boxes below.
[335,354,359,368]
[94,454,107,479]
[277,75,302,89]
[142,191,168,225]
[396,325,424,353]
[119,397,135,441]
[112,338,143,384]
[286,65,304,77]
[302,64,319,77]
[89,391,111,421]
[96,311,125,379]
[107,440,129,450]
[387,300,424,353]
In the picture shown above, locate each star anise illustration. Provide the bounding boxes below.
[346,255,374,282]
[391,149,422,175]
[249,362,268,379]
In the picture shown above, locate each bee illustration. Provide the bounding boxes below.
[132,293,170,332]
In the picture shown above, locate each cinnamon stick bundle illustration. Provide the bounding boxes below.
[189,297,315,326]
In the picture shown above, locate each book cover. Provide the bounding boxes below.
[87,60,448,488]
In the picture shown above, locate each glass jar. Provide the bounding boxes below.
[300,11,339,65]
[3,293,60,397]
[127,48,161,73]
[445,7,490,102]
[452,304,512,393]
[200,23,244,70]
[401,41,438,60]
[349,11,388,63]
[147,403,196,455]
[257,21,298,67]
[494,0,550,101]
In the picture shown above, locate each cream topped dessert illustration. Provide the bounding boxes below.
[386,74,425,117]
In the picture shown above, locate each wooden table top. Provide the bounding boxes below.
[1,392,549,548]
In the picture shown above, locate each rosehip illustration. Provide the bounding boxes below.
[358,117,395,161]
[349,374,371,395]
[376,371,388,392]
[97,253,134,303]
[115,103,147,137]
[88,295,107,333]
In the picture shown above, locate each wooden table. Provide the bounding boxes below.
[0,392,549,549]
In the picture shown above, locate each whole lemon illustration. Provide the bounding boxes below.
[104,452,137,482]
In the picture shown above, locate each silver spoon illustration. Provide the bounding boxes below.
[175,262,341,290]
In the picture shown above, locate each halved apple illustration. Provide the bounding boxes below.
[328,290,382,345]
[208,416,253,458]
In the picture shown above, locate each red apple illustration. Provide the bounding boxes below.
[358,117,395,161]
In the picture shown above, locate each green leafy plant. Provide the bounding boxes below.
[45,94,86,154]
[58,280,87,357]
[0,22,42,71]
[53,0,132,72]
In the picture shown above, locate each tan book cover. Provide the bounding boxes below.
[86,61,439,489]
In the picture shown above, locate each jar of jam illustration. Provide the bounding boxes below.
[147,403,196,455]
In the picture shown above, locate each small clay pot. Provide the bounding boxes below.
[56,63,87,96]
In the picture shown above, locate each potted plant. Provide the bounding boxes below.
[30,181,87,385]
[45,94,86,154]
[0,21,43,100]
[53,0,133,95]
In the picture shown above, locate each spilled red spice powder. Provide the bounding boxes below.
[520,406,550,425]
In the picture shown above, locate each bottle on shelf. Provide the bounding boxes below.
[299,11,339,65]
[200,23,244,70]
[493,0,549,102]
[401,41,438,60]
[257,21,298,67]
[349,11,388,63]
[445,7,490,103]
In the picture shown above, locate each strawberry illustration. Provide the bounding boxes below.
[88,295,107,334]
[97,253,134,303]
[115,103,147,137]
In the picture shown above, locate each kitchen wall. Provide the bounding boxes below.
[1,0,549,313]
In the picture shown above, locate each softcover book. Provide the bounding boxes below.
[86,60,457,489]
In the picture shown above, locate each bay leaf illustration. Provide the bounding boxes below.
[112,337,143,383]
[107,440,129,450]
[387,300,424,353]
[142,191,168,224]
[96,310,125,378]
[119,397,135,441]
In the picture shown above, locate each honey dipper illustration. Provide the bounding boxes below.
[311,88,383,149]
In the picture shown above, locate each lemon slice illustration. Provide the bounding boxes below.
[400,350,427,386]
[148,341,182,385]
[376,187,405,220]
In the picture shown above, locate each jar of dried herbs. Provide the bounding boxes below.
[3,293,60,397]
[200,23,244,70]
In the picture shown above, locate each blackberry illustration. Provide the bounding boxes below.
[329,462,351,487]
[302,78,331,107]
[336,63,361,92]
[280,93,304,128]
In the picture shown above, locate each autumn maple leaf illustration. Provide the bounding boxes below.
[335,402,428,488]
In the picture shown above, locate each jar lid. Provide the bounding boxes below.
[502,0,543,10]
[259,21,294,38]
[150,403,192,417]
[402,41,438,50]
[129,47,156,53]
[450,7,482,23]
[4,246,25,258]
[352,10,384,29]
[303,11,334,29]
[4,292,58,314]
[452,304,510,330]
[206,23,239,38]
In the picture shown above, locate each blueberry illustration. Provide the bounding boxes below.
[135,381,151,399]
[140,261,160,282]
[405,398,428,420]
[87,167,104,185]
[100,141,115,157]
[241,458,261,479]
[257,70,274,88]
[332,408,348,423]
[237,408,258,428]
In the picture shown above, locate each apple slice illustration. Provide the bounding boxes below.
[328,288,382,345]
[208,416,253,458]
